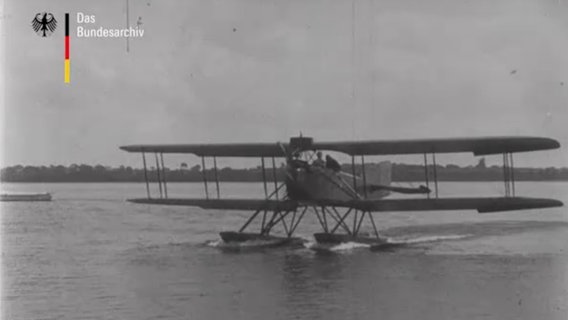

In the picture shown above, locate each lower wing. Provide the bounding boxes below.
[316,197,563,213]
[128,197,562,213]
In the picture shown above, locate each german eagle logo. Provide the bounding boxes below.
[31,13,57,37]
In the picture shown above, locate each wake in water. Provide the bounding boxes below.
[387,234,472,244]
[205,236,308,251]
[305,241,371,252]
[204,231,473,253]
[303,233,473,252]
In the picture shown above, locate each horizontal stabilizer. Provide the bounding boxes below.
[367,184,431,194]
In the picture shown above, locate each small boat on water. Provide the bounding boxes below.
[0,192,52,202]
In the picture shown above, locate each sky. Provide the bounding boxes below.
[1,0,568,168]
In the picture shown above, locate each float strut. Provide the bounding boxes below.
[330,208,353,234]
[328,207,352,234]
[289,207,308,236]
[313,207,328,233]
[239,208,263,233]
[368,212,380,239]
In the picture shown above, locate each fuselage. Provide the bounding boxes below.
[285,164,390,201]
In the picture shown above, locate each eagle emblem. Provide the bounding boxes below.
[31,12,57,37]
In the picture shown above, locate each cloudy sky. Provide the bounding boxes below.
[1,0,567,168]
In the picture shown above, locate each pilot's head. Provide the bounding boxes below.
[317,151,322,159]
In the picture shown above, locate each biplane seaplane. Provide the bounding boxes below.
[120,136,563,248]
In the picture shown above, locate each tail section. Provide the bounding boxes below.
[365,161,431,196]
[365,161,392,186]
[364,161,392,199]
[377,161,392,186]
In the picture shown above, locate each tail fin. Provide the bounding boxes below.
[376,161,392,186]
[364,161,392,198]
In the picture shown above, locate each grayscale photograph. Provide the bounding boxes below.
[1,0,567,319]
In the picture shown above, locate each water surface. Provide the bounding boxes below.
[2,182,567,319]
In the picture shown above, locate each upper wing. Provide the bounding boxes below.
[120,136,559,157]
[120,143,286,157]
[313,137,560,156]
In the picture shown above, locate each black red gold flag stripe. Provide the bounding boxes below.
[64,13,70,83]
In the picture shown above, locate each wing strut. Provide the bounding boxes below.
[142,151,150,199]
[261,157,268,198]
[154,153,163,198]
[201,156,209,199]
[432,153,439,198]
[160,153,168,198]
[361,155,368,197]
[423,153,430,199]
[351,156,357,190]
[421,153,440,198]
[271,157,279,200]
[510,153,515,196]
[213,156,220,199]
[503,152,516,197]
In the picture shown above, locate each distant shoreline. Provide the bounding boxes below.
[2,162,567,182]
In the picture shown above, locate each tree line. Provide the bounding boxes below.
[1,160,567,182]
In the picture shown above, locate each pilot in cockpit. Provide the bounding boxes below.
[290,152,308,170]
[312,151,325,168]
[325,154,341,172]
